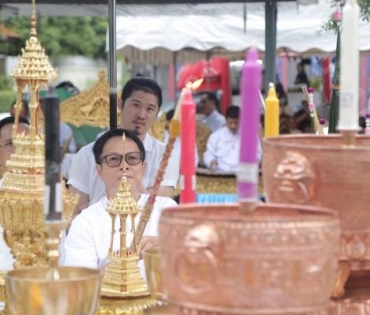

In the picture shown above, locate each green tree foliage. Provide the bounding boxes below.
[4,16,107,59]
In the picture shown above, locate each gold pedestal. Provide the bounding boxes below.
[99,291,157,315]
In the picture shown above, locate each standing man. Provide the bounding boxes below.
[0,116,29,187]
[68,77,179,216]
[197,91,226,132]
[203,105,262,173]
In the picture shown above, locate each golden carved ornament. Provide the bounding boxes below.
[100,157,156,314]
[0,2,78,308]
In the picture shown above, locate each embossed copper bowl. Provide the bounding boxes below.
[262,135,370,269]
[159,203,340,315]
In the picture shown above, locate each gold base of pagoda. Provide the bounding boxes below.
[99,291,158,315]
[0,273,5,303]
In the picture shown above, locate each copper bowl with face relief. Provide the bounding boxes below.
[262,135,370,270]
[158,203,340,315]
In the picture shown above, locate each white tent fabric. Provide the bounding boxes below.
[114,0,370,54]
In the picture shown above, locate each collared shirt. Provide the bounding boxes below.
[202,110,226,132]
[63,194,177,273]
[203,126,262,173]
[68,133,180,205]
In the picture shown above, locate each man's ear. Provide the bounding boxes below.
[96,164,104,180]
[117,98,123,111]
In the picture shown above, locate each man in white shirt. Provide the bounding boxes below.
[68,77,180,216]
[197,92,226,132]
[203,105,262,173]
[64,128,177,270]
[0,116,29,271]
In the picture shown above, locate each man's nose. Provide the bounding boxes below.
[136,106,146,118]
[119,157,129,170]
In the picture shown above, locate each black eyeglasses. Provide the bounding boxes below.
[101,152,143,168]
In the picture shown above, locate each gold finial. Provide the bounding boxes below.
[30,0,37,38]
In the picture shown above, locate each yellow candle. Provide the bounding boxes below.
[264,83,279,137]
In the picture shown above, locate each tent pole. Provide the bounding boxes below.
[173,51,178,103]
[264,0,277,95]
[206,50,211,90]
[108,0,117,130]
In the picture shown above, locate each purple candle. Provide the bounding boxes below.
[238,48,262,203]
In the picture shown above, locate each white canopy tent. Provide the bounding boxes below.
[114,0,370,60]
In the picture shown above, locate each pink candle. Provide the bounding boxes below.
[238,48,262,202]
[180,90,196,203]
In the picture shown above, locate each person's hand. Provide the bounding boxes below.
[138,236,159,259]
[210,159,218,170]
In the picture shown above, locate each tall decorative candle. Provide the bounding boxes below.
[238,48,262,204]
[180,90,196,203]
[44,86,62,221]
[264,83,279,137]
[338,0,359,130]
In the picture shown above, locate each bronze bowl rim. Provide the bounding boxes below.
[263,134,370,151]
[5,266,101,283]
[160,202,339,223]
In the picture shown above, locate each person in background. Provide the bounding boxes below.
[204,105,262,173]
[10,100,30,120]
[197,91,226,132]
[64,129,177,272]
[0,116,29,272]
[68,76,180,217]
[0,116,29,186]
[294,63,310,87]
[164,109,199,167]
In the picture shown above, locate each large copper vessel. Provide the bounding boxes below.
[263,135,370,270]
[159,203,340,315]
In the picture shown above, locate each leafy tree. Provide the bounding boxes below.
[4,16,107,59]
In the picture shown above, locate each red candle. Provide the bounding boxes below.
[180,90,196,203]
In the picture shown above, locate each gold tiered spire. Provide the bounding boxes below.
[0,0,76,271]
[99,134,157,314]
[102,176,148,294]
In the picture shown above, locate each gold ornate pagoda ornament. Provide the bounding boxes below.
[99,136,157,315]
[0,0,78,306]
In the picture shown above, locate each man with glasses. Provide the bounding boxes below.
[0,116,29,187]
[64,128,177,269]
[68,76,180,216]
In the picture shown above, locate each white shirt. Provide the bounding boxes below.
[164,130,199,167]
[202,110,226,132]
[60,123,77,153]
[63,194,177,273]
[203,126,262,173]
[68,134,180,205]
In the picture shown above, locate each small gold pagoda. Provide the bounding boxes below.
[99,164,157,314]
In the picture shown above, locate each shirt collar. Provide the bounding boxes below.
[143,134,155,152]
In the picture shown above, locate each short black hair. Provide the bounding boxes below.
[166,109,175,121]
[121,77,162,110]
[225,105,240,119]
[0,116,29,136]
[202,91,219,108]
[92,128,146,165]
